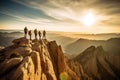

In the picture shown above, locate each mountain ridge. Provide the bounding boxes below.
[71,45,120,80]
[65,37,120,55]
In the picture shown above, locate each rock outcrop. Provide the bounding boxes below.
[0,37,80,80]
[47,41,80,80]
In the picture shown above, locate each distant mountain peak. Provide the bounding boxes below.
[84,45,96,52]
[74,45,106,64]
[96,46,103,50]
[73,45,120,80]
[76,38,88,42]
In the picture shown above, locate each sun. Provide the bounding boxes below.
[82,12,96,27]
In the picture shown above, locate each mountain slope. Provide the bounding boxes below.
[0,37,80,80]
[73,46,120,80]
[65,38,120,55]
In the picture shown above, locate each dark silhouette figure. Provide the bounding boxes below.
[34,29,38,39]
[38,31,41,40]
[24,27,28,38]
[28,30,32,40]
[43,30,46,39]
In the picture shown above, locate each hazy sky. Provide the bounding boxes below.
[0,0,120,33]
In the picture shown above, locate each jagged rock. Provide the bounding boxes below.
[57,46,66,73]
[58,46,80,80]
[0,57,23,76]
[8,47,32,58]
[6,51,41,80]
[47,41,80,80]
[40,41,57,80]
[30,51,41,80]
[47,41,61,79]
[10,56,35,80]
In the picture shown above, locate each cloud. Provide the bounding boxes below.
[0,0,120,33]
[13,0,120,26]
[0,8,52,24]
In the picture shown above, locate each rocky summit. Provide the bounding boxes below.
[0,37,80,80]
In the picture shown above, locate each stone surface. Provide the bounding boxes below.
[0,57,23,76]
[0,37,80,80]
[12,37,31,47]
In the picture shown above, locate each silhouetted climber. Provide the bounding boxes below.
[24,27,28,38]
[38,31,41,40]
[28,30,32,40]
[34,29,38,39]
[43,30,46,39]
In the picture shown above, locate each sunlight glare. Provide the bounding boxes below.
[82,12,96,27]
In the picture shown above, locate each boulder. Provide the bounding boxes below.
[12,37,31,47]
[0,57,23,76]
[8,47,32,58]
[10,56,35,80]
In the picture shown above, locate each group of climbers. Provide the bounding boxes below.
[24,27,46,40]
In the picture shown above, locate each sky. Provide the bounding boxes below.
[0,0,120,33]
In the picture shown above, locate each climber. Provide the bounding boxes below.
[38,31,41,40]
[34,29,38,39]
[24,27,28,38]
[28,30,32,40]
[43,30,46,39]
